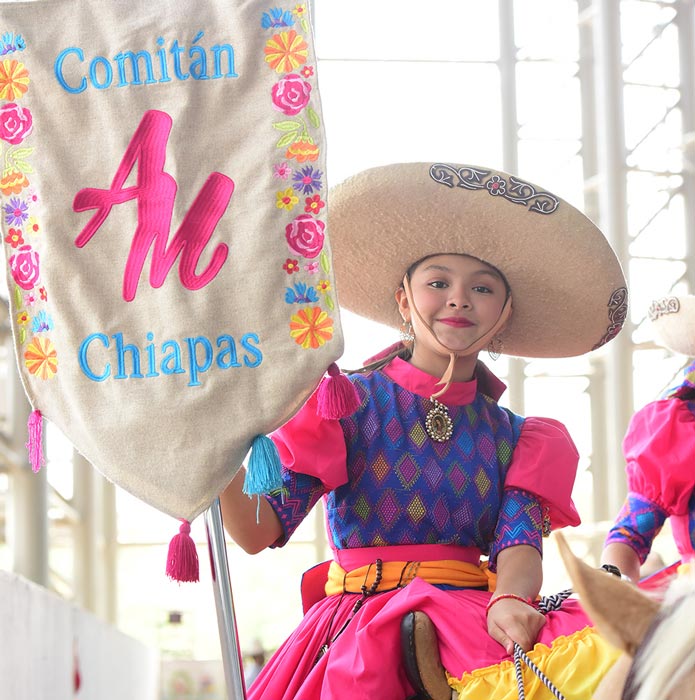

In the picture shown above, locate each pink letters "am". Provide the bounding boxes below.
[74,109,232,302]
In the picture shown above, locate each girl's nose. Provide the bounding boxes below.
[448,296,471,309]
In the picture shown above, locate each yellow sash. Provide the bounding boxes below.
[325,559,497,596]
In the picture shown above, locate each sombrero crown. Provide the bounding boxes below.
[649,295,695,357]
[329,162,627,359]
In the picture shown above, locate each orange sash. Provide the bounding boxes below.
[325,559,497,596]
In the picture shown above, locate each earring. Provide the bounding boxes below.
[487,336,503,361]
[399,320,415,344]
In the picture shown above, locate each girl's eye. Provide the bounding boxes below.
[428,280,448,289]
[473,285,493,294]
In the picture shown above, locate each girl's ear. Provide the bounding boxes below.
[395,287,409,321]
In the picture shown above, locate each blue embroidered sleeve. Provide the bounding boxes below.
[265,466,327,547]
[488,487,543,571]
[604,492,667,564]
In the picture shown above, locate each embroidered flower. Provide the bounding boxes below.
[304,261,319,274]
[293,4,307,17]
[24,291,36,306]
[0,32,25,56]
[304,194,325,214]
[31,310,53,333]
[486,175,507,196]
[261,7,295,29]
[290,307,334,349]
[271,73,312,116]
[4,196,28,225]
[4,227,23,247]
[273,162,292,179]
[285,214,325,258]
[9,244,39,289]
[0,169,29,195]
[0,102,32,144]
[25,187,38,205]
[292,165,322,194]
[27,216,39,235]
[264,30,308,73]
[0,59,29,100]
[24,335,58,380]
[16,310,29,325]
[286,140,319,163]
[276,187,299,211]
[300,65,314,78]
[285,281,319,304]
[39,286,47,301]
[283,258,300,274]
[317,279,331,294]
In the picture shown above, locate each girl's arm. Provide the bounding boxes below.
[219,468,283,554]
[486,544,546,654]
[601,541,640,583]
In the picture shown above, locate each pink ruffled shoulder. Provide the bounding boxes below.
[623,398,695,515]
[270,387,348,490]
[504,417,581,529]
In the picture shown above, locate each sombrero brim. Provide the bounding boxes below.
[650,295,695,357]
[329,162,627,359]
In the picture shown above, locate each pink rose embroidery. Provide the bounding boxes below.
[271,74,312,116]
[0,102,33,145]
[285,215,324,258]
[9,244,40,289]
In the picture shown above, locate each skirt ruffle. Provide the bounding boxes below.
[248,578,617,700]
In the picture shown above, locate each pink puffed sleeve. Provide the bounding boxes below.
[503,417,580,529]
[270,387,348,491]
[623,399,695,515]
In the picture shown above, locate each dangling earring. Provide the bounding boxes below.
[400,320,415,344]
[487,336,503,361]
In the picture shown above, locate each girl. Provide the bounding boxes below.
[602,294,695,584]
[220,162,627,699]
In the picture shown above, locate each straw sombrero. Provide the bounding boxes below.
[329,162,627,359]
[649,295,695,357]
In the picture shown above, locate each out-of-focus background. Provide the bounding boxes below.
[1,1,693,698]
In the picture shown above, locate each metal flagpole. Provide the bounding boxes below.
[204,497,247,700]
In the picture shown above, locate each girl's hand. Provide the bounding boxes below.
[486,597,546,655]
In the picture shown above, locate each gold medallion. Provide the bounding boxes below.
[425,398,453,442]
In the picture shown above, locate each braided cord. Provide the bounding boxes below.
[511,590,574,700]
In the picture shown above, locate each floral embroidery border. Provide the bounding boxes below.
[262,4,336,351]
[0,31,57,380]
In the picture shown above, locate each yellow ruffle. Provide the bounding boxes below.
[448,626,621,700]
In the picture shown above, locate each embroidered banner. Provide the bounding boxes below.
[0,1,342,522]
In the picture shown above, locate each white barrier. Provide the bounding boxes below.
[0,570,159,700]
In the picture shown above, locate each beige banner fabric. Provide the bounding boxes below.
[0,1,343,521]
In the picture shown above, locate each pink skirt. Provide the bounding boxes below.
[247,579,603,700]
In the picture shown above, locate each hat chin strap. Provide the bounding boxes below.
[401,276,513,399]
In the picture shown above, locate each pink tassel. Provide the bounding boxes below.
[166,520,199,583]
[26,409,45,473]
[316,362,360,419]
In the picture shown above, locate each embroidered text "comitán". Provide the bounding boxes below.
[54,31,238,95]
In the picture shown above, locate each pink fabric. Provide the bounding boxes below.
[623,399,695,515]
[247,579,592,700]
[334,543,482,569]
[505,417,581,529]
[271,388,347,490]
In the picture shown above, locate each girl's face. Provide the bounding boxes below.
[396,254,509,359]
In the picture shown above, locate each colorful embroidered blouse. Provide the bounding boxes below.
[266,357,580,570]
[605,396,695,562]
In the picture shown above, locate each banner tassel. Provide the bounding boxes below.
[166,520,199,583]
[316,362,360,420]
[243,435,282,496]
[26,409,45,473]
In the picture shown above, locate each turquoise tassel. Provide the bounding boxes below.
[243,435,282,496]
